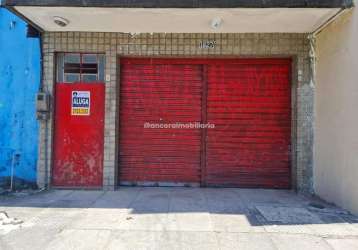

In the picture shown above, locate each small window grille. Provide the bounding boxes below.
[57,53,105,83]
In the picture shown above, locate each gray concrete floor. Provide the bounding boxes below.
[1,188,358,250]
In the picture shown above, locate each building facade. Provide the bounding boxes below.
[0,6,40,188]
[39,32,311,191]
[3,1,354,196]
[35,32,313,190]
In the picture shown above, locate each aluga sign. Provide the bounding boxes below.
[71,91,90,116]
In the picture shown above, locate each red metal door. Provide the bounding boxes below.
[119,59,203,185]
[53,83,105,187]
[205,59,291,188]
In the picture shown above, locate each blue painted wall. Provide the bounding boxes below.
[0,7,41,185]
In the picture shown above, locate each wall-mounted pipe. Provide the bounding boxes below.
[10,152,20,191]
[307,34,316,88]
[312,7,353,36]
[307,7,353,88]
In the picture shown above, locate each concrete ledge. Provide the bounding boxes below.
[4,0,354,8]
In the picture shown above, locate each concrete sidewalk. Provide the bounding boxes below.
[1,188,358,250]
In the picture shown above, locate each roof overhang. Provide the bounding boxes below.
[4,0,354,33]
[3,0,354,8]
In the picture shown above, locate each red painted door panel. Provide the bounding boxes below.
[119,59,203,185]
[53,83,105,187]
[206,60,291,188]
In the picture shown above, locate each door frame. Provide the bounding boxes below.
[51,52,106,189]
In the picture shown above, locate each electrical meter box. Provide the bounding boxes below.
[36,92,50,120]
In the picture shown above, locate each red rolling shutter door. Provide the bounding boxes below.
[119,60,203,185]
[205,60,291,188]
